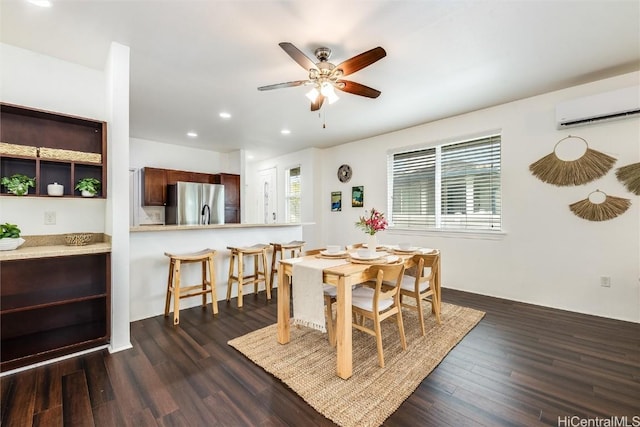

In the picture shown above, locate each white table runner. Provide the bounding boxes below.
[291,257,348,332]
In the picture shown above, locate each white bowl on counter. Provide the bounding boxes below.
[0,237,25,251]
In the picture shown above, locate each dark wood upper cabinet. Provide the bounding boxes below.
[0,103,107,198]
[214,173,241,223]
[141,167,168,206]
[142,167,219,207]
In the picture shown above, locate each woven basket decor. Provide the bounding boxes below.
[0,142,38,157]
[64,233,92,246]
[39,147,101,164]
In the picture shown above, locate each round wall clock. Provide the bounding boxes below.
[337,164,352,183]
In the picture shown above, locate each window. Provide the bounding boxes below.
[285,166,301,223]
[388,134,501,231]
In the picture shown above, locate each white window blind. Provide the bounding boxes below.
[389,134,501,231]
[285,166,301,223]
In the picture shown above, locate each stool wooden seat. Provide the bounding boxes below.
[269,240,305,291]
[226,244,271,308]
[164,248,218,325]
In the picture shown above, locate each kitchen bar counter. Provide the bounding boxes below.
[130,223,304,232]
[130,223,304,321]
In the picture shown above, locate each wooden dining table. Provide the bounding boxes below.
[276,249,441,380]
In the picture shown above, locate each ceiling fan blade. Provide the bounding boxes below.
[311,95,325,111]
[279,42,318,72]
[257,80,309,91]
[334,47,386,76]
[336,80,381,98]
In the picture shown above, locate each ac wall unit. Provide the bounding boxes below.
[555,86,640,129]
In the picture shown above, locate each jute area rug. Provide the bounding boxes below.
[228,302,485,427]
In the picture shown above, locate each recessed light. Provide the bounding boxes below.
[281,129,291,135]
[27,0,52,7]
[219,112,231,119]
[187,132,198,137]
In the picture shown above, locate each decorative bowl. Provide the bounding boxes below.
[65,233,92,246]
[0,237,25,251]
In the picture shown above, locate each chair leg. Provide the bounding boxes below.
[226,252,235,302]
[417,294,427,336]
[269,246,278,291]
[172,260,181,325]
[237,253,244,308]
[374,318,385,368]
[208,255,218,315]
[164,259,174,317]
[397,310,407,351]
[201,260,208,307]
[324,295,336,347]
[263,250,271,300]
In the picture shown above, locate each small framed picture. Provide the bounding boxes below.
[331,191,342,211]
[352,186,364,207]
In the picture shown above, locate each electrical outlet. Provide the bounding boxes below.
[44,211,56,225]
[600,276,611,287]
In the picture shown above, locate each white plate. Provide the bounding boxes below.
[320,250,347,256]
[394,246,419,253]
[350,251,386,261]
[419,248,436,254]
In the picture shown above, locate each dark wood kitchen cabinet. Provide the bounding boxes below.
[0,103,106,198]
[0,252,111,372]
[214,173,241,223]
[142,167,168,206]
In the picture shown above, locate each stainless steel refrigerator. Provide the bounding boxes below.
[165,181,225,225]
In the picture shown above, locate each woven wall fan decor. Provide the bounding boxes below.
[569,190,631,221]
[615,162,640,195]
[529,135,616,186]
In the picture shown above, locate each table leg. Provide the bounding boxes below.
[336,276,353,379]
[277,262,291,344]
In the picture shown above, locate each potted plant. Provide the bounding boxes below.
[75,177,101,197]
[1,174,35,196]
[0,222,25,251]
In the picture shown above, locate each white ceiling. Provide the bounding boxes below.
[1,1,639,161]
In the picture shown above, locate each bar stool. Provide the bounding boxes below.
[269,240,305,291]
[164,248,218,326]
[226,244,271,308]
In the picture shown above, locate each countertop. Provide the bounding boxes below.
[130,223,305,232]
[0,242,112,261]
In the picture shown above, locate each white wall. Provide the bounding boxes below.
[318,72,639,323]
[246,147,324,249]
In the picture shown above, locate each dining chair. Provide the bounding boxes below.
[399,252,441,335]
[351,262,407,368]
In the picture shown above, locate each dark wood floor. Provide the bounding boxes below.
[2,288,639,426]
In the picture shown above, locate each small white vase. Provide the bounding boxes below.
[81,190,95,198]
[367,234,377,257]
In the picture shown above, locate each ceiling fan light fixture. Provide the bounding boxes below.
[306,87,320,102]
[321,82,339,104]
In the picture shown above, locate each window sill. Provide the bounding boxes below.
[387,227,506,240]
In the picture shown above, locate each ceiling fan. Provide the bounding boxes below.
[258,42,386,111]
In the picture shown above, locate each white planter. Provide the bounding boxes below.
[0,237,25,251]
[81,190,95,197]
[48,182,64,196]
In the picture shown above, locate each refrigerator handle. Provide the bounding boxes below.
[201,204,211,225]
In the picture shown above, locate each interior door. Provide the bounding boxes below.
[258,167,277,224]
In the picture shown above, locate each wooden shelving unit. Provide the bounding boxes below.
[0,103,106,198]
[0,253,111,372]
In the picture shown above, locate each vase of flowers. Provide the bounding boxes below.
[355,208,388,256]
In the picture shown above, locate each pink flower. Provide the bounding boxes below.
[355,208,388,235]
